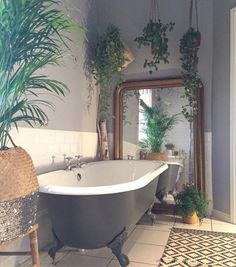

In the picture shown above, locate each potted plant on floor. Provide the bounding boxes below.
[139,99,178,160]
[0,0,82,245]
[174,183,209,224]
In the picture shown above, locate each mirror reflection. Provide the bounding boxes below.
[122,87,193,203]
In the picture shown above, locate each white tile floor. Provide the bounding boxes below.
[20,214,236,267]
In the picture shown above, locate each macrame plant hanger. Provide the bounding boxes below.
[150,0,160,22]
[189,0,200,34]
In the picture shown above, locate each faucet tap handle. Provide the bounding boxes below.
[65,156,73,161]
[75,155,82,159]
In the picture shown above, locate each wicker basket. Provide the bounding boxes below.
[0,147,39,244]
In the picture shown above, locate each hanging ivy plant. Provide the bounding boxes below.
[122,90,140,124]
[180,27,201,122]
[134,19,175,74]
[91,24,128,119]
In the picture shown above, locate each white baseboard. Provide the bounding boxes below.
[212,209,231,223]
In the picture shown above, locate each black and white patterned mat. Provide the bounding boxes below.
[159,228,236,267]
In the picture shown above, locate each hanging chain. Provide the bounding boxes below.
[189,0,193,28]
[189,0,199,30]
[195,0,199,31]
[150,0,160,22]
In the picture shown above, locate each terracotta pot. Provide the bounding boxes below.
[192,31,201,48]
[146,152,168,161]
[183,212,199,224]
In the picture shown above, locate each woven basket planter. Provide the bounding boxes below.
[0,147,39,244]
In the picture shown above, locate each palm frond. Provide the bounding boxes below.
[0,0,83,148]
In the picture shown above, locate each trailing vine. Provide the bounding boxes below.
[91,24,128,119]
[180,0,202,122]
[180,28,201,122]
[122,90,140,124]
[135,19,174,74]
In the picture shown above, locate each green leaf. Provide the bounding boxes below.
[0,0,83,148]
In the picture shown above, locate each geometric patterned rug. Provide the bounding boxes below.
[159,228,236,267]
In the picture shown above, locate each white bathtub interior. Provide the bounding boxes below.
[38,160,168,195]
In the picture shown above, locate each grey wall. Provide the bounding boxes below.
[212,0,236,215]
[27,0,99,133]
[96,0,213,131]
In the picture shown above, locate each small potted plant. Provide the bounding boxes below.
[174,183,209,224]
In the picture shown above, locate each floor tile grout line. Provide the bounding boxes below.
[126,260,158,266]
[137,227,173,231]
[105,257,114,267]
[131,242,167,248]
[61,251,114,261]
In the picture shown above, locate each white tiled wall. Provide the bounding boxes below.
[10,127,98,174]
[205,132,213,214]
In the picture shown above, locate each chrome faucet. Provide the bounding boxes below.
[127,155,134,160]
[65,155,83,170]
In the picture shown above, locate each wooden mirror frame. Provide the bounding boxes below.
[114,78,205,192]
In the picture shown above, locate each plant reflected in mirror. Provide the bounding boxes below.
[139,99,179,153]
[122,87,193,192]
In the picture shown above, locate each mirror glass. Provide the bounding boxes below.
[122,86,194,202]
[115,79,205,206]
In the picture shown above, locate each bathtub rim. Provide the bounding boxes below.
[162,161,184,167]
[38,161,168,196]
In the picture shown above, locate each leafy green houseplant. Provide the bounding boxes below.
[0,0,82,148]
[135,19,174,74]
[91,24,128,160]
[174,183,209,223]
[140,99,178,154]
[180,28,201,122]
[91,24,128,119]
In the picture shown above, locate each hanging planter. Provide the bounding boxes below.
[135,0,175,74]
[180,0,202,122]
[91,24,129,160]
[91,25,128,117]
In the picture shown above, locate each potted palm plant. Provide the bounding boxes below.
[174,183,209,224]
[0,0,82,244]
[140,99,178,160]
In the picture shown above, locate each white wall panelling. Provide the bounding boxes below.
[10,127,98,175]
[230,7,236,224]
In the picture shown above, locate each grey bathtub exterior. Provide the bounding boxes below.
[42,178,159,266]
[156,162,183,202]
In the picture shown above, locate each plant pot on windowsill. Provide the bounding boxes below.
[146,152,168,161]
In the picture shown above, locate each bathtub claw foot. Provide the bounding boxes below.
[48,229,64,263]
[108,229,129,267]
[147,208,157,225]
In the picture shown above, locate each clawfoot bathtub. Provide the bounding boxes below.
[38,160,168,266]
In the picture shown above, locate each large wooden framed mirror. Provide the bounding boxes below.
[114,78,205,211]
